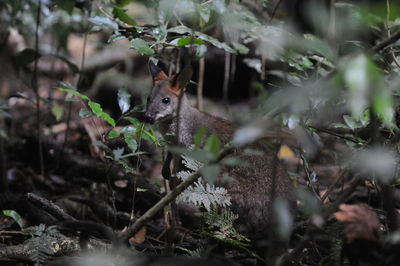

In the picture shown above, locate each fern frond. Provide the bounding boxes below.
[177,181,231,211]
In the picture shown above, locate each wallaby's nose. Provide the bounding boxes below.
[144,113,155,124]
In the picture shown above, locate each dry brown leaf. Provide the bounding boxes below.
[129,226,147,244]
[334,204,380,242]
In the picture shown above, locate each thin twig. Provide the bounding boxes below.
[222,50,230,106]
[197,57,205,111]
[320,170,345,203]
[300,153,321,200]
[269,0,282,22]
[32,0,45,177]
[371,30,400,52]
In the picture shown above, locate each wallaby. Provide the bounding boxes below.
[144,61,296,261]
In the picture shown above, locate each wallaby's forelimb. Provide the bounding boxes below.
[162,151,172,180]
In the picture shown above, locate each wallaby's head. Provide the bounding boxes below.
[144,61,193,124]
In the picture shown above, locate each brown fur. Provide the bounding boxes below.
[145,62,296,247]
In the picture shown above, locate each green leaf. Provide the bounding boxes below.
[14,48,40,67]
[194,127,206,148]
[108,130,120,139]
[176,37,204,47]
[117,88,131,113]
[168,26,235,53]
[200,164,220,184]
[51,104,64,121]
[88,101,116,127]
[198,4,211,24]
[115,0,132,7]
[196,32,236,54]
[231,42,249,55]
[303,34,335,62]
[205,135,220,157]
[57,0,74,15]
[57,84,90,100]
[125,117,140,125]
[113,7,136,25]
[130,38,154,55]
[88,16,118,31]
[373,88,394,128]
[3,210,23,228]
[79,108,92,118]
[124,133,138,152]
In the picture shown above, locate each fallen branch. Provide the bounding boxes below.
[117,146,235,244]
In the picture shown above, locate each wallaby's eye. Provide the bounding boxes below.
[162,97,170,104]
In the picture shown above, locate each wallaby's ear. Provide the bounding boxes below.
[170,66,193,93]
[149,61,167,81]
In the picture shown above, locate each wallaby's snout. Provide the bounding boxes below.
[143,112,156,124]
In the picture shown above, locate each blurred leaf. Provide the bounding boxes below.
[113,7,136,25]
[196,32,236,54]
[343,115,358,130]
[221,157,249,167]
[51,105,63,121]
[168,26,236,53]
[14,48,40,67]
[88,16,118,31]
[108,130,120,139]
[273,198,293,240]
[195,44,207,58]
[296,187,321,216]
[343,54,369,118]
[108,34,127,43]
[88,101,116,127]
[198,4,211,25]
[158,0,176,24]
[175,37,204,47]
[277,145,296,160]
[115,0,132,7]
[124,133,138,152]
[233,123,264,146]
[54,55,80,73]
[2,210,23,228]
[205,135,220,157]
[231,42,249,55]
[79,108,92,118]
[57,0,74,14]
[302,34,335,62]
[168,25,193,34]
[125,117,140,125]
[113,147,125,160]
[194,127,206,148]
[130,38,154,55]
[373,87,395,128]
[117,88,131,113]
[0,129,8,140]
[92,140,108,150]
[242,58,261,73]
[57,85,90,101]
[200,164,220,184]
